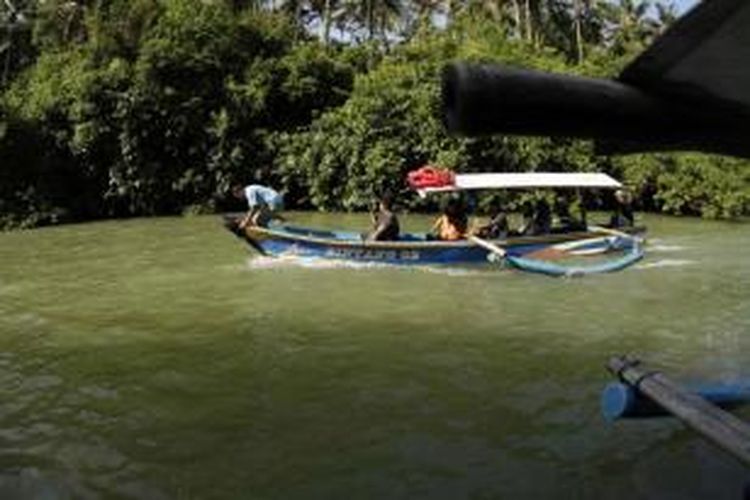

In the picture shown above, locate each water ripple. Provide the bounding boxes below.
[636,259,697,269]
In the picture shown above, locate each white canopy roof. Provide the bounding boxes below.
[417,172,622,195]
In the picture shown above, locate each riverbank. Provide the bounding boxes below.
[3,208,748,234]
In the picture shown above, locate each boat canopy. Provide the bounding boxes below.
[416,172,622,195]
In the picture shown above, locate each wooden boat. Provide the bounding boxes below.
[226,172,645,275]
[228,222,637,263]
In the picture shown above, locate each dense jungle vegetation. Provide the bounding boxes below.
[1,0,748,228]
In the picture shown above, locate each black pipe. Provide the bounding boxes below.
[442,63,750,157]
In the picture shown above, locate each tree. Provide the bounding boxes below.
[608,0,655,55]
[339,0,402,44]
[2,0,749,228]
[1,0,35,86]
[654,1,677,34]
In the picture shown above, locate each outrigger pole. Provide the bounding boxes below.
[604,356,750,467]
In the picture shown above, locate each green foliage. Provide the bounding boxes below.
[654,155,750,218]
[2,1,356,226]
[612,154,750,218]
[1,0,749,228]
[0,104,77,229]
[275,19,605,212]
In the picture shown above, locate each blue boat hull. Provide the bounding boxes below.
[228,221,641,267]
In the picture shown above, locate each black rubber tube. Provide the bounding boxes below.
[441,63,750,157]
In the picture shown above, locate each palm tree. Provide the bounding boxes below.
[372,0,402,42]
[226,0,265,12]
[461,0,531,40]
[520,0,560,47]
[339,0,401,44]
[275,0,309,32]
[408,0,444,30]
[610,0,655,54]
[1,0,33,86]
[320,0,334,42]
[539,0,613,63]
[654,1,677,34]
[572,0,602,63]
[309,0,345,44]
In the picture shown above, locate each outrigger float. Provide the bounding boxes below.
[226,172,645,276]
[603,356,750,467]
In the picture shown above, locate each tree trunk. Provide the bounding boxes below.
[2,38,11,87]
[323,0,332,44]
[523,0,532,42]
[511,0,522,38]
[573,0,584,63]
[367,0,375,41]
[380,10,390,51]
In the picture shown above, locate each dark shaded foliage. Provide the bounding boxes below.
[1,0,748,228]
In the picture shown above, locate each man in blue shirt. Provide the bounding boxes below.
[232,184,285,228]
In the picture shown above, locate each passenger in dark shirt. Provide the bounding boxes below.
[366,194,400,241]
[533,198,552,235]
[519,201,535,236]
[475,202,509,239]
[610,189,635,228]
[554,196,586,232]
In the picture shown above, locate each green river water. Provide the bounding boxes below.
[1,213,750,499]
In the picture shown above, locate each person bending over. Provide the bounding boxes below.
[474,202,508,239]
[232,184,285,228]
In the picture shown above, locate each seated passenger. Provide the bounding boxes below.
[432,198,468,241]
[533,198,552,235]
[520,198,552,236]
[518,201,535,236]
[554,197,586,232]
[609,189,635,228]
[474,202,508,239]
[366,194,400,241]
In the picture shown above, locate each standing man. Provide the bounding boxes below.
[610,189,634,228]
[232,184,285,228]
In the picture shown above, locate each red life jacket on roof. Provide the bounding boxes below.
[407,166,456,189]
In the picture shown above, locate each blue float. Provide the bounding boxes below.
[601,382,750,421]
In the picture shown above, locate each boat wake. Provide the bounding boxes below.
[244,256,489,276]
[417,266,490,277]
[636,259,696,270]
[648,244,689,253]
[246,256,401,271]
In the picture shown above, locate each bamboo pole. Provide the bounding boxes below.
[607,356,750,467]
[467,235,506,258]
